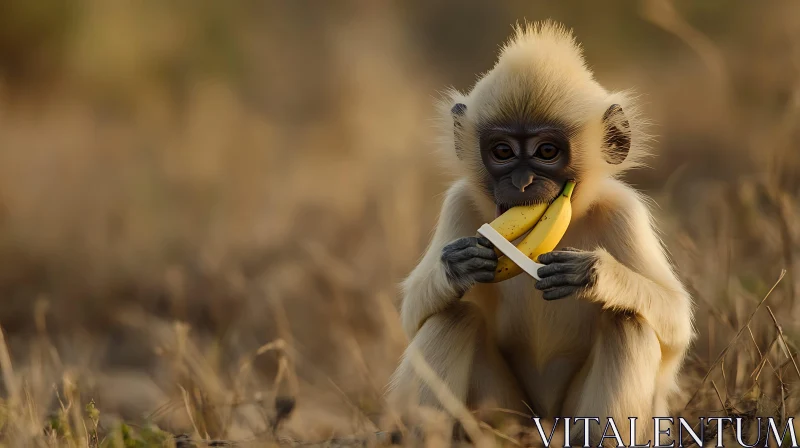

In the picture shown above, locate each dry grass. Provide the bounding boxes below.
[0,1,800,446]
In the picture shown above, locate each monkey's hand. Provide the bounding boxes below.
[534,247,597,301]
[441,236,498,296]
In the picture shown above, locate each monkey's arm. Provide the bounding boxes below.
[537,187,694,356]
[400,179,496,339]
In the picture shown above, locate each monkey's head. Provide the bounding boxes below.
[439,21,648,217]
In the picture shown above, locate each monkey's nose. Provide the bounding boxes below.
[512,170,535,192]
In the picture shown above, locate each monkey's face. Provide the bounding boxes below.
[478,121,577,216]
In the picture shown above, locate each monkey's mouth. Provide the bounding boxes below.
[494,199,551,218]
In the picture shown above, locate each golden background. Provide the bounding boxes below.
[0,0,798,445]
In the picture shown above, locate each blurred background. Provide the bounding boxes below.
[0,0,799,445]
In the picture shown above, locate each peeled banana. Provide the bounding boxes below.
[487,181,575,282]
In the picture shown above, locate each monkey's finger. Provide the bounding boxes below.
[443,237,479,252]
[448,246,498,262]
[535,273,584,290]
[472,271,496,283]
[537,250,581,264]
[561,247,582,252]
[542,286,578,301]
[536,262,571,278]
[461,258,498,272]
[476,236,495,250]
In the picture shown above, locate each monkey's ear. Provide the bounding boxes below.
[601,104,630,165]
[451,103,467,160]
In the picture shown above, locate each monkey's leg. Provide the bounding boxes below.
[388,301,525,415]
[561,312,662,447]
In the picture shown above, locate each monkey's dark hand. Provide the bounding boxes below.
[535,247,597,301]
[441,236,498,296]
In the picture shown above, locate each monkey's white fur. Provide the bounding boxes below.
[388,21,694,444]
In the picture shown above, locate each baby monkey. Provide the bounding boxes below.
[388,21,694,446]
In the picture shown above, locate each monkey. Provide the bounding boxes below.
[386,21,695,446]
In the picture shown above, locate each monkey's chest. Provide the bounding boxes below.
[493,276,600,415]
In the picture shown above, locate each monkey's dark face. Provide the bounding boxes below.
[450,102,630,215]
[478,121,577,216]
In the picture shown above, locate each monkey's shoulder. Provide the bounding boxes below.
[578,179,653,231]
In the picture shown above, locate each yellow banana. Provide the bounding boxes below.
[488,203,549,241]
[486,203,549,257]
[491,181,575,282]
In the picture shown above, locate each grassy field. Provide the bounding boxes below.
[1,0,800,446]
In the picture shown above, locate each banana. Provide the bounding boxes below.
[488,203,549,241]
[490,181,575,282]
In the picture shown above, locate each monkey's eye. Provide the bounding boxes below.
[535,143,560,161]
[491,143,515,161]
